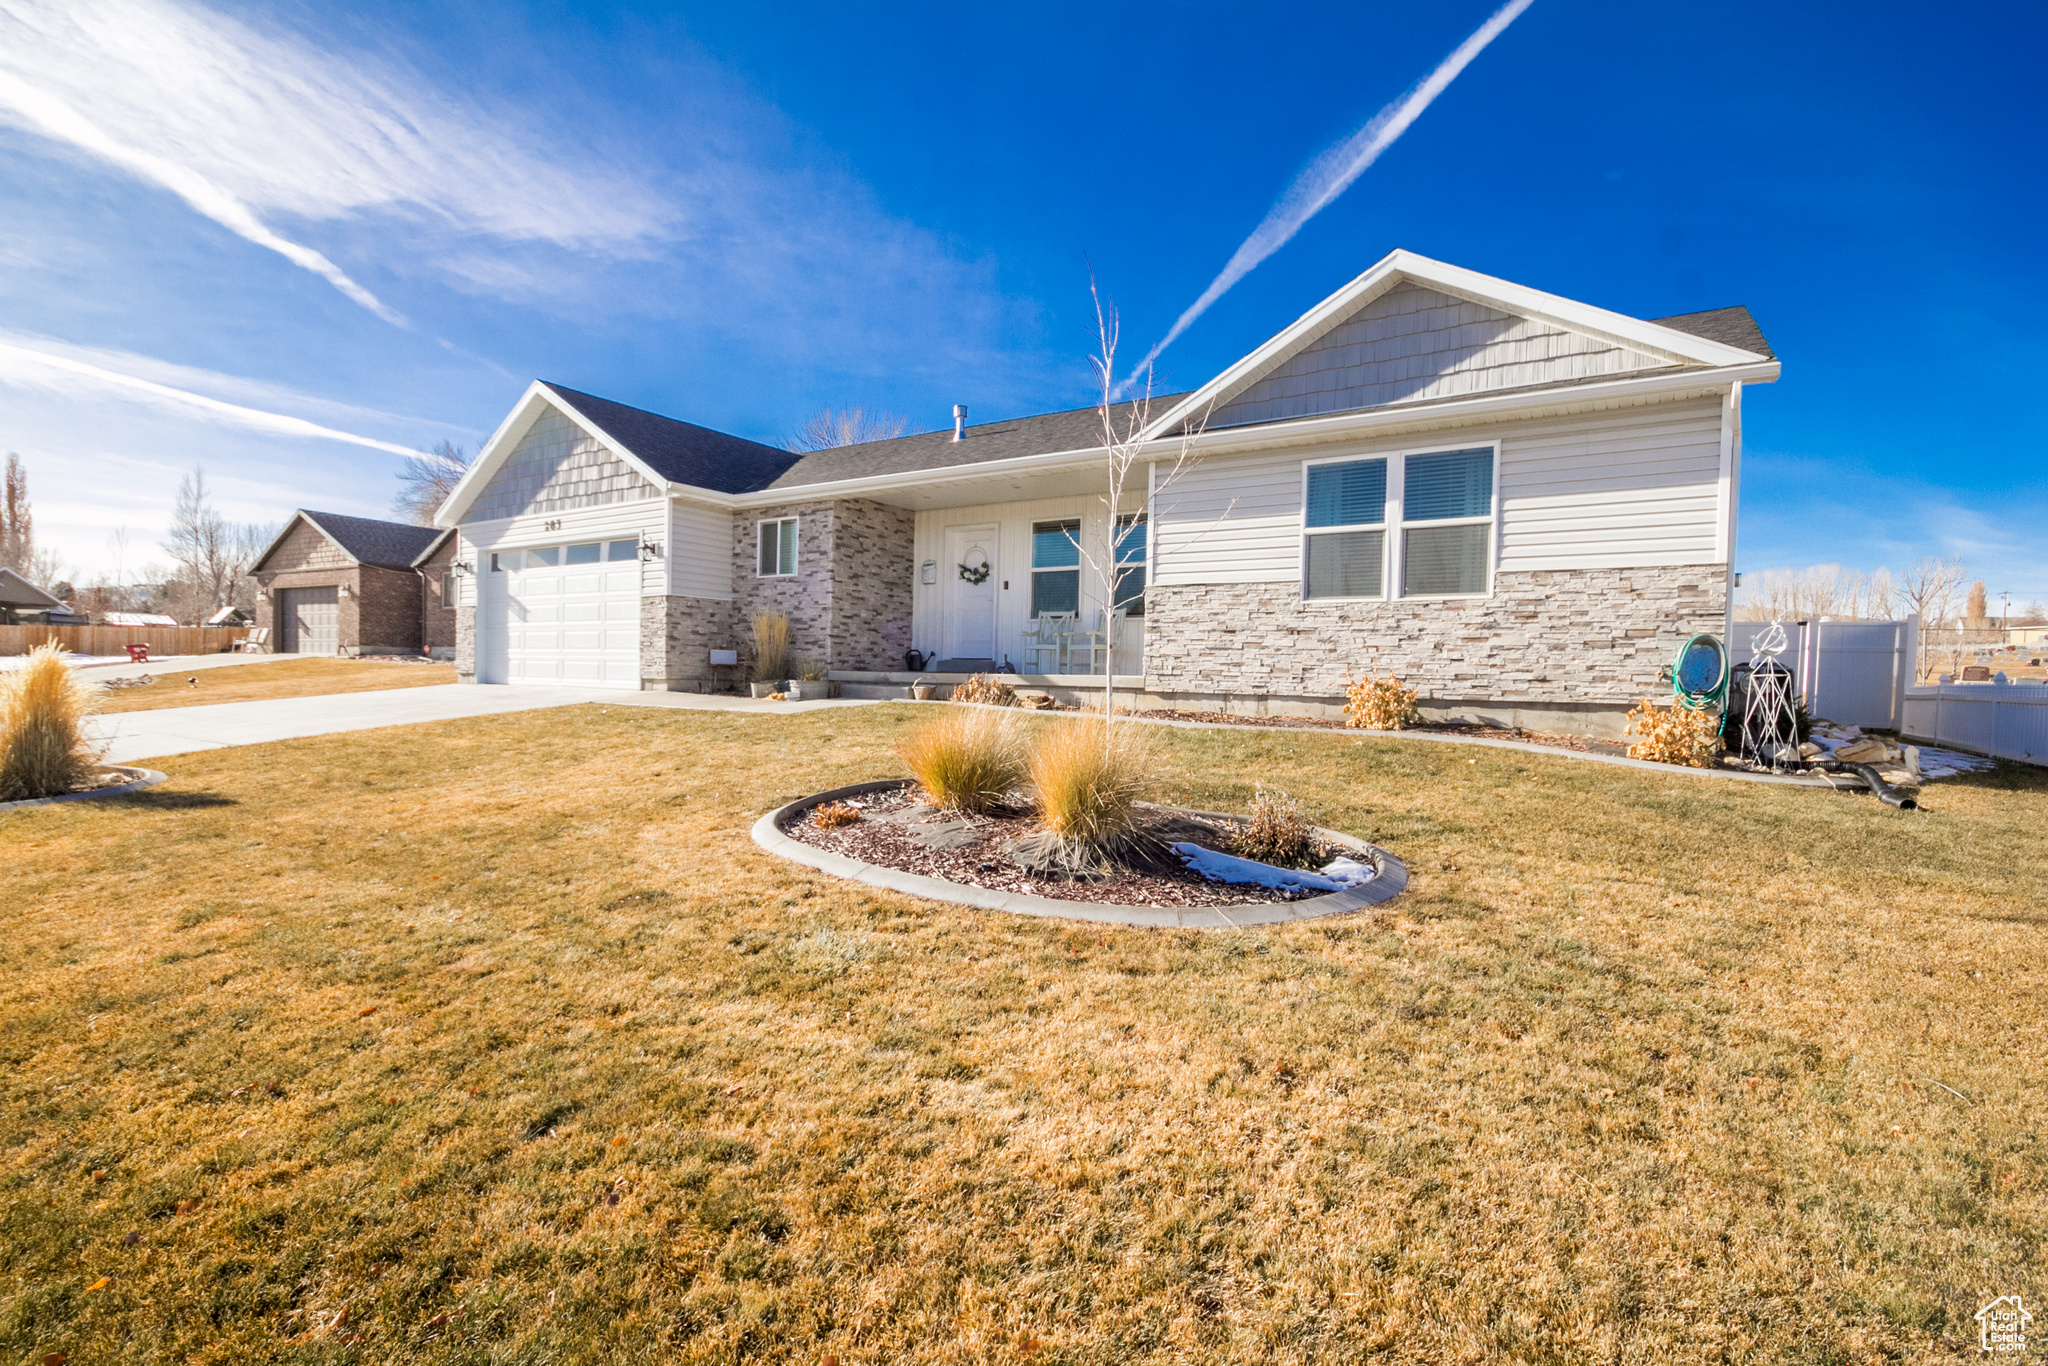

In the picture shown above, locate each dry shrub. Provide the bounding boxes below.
[1344,672,1420,730]
[1229,784,1320,868]
[750,612,791,682]
[1029,720,1151,847]
[1625,699,1721,768]
[0,641,103,801]
[896,708,1025,813]
[811,801,861,828]
[951,674,1017,707]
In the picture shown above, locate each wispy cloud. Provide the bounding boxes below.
[1119,0,1535,393]
[0,330,433,456]
[0,0,669,319]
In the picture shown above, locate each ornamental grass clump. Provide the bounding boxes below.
[1028,720,1151,849]
[1229,784,1321,869]
[1344,672,1420,730]
[750,612,791,683]
[950,673,1017,707]
[896,708,1025,814]
[0,641,103,801]
[1625,699,1721,768]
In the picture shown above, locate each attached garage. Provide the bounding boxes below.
[480,538,642,687]
[278,586,339,655]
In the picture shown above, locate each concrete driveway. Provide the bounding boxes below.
[90,684,877,764]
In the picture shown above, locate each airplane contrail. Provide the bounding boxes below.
[1117,0,1535,396]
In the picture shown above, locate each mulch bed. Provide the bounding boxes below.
[1126,709,1629,756]
[784,787,1337,907]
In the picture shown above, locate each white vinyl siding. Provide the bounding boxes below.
[668,498,733,600]
[1155,393,1726,585]
[457,499,668,600]
[1210,282,1675,428]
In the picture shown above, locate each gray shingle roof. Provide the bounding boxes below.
[543,382,798,495]
[1649,305,1775,359]
[763,398,1179,491]
[299,511,446,570]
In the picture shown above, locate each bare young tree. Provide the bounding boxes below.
[163,466,244,621]
[393,441,474,525]
[1074,277,1215,722]
[1896,555,1967,681]
[1,452,32,577]
[784,407,920,453]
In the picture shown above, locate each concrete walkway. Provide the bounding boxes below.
[90,684,877,764]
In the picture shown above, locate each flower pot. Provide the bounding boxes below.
[750,680,786,698]
[789,680,827,701]
[910,683,937,701]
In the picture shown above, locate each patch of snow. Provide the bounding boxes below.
[1171,843,1374,892]
[1912,747,1994,780]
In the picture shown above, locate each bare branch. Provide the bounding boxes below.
[784,406,922,453]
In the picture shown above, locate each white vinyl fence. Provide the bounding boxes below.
[1901,678,2048,765]
[1729,617,1918,731]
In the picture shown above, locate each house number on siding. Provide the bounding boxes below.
[542,519,562,531]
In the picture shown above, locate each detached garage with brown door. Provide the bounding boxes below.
[250,511,445,656]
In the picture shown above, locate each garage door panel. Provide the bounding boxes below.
[487,542,641,689]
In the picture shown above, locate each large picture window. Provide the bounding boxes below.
[1114,514,1146,616]
[757,517,798,577]
[1031,519,1081,617]
[1400,448,1492,596]
[1302,458,1385,599]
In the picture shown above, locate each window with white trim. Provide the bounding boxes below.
[1030,519,1081,617]
[1400,448,1493,596]
[1114,514,1147,616]
[757,518,798,577]
[1302,458,1386,599]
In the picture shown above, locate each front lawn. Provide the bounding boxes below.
[2,706,2042,1363]
[92,659,457,713]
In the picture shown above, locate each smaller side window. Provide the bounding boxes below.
[439,572,455,608]
[757,518,798,577]
[607,539,639,562]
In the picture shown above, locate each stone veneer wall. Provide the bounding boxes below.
[640,595,736,691]
[455,605,475,682]
[1144,564,1726,710]
[729,499,914,674]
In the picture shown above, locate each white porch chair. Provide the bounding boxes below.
[1021,613,1072,674]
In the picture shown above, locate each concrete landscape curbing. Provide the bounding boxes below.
[0,766,168,813]
[751,778,1411,929]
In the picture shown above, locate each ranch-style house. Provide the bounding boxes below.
[433,250,1779,736]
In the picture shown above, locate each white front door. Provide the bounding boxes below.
[943,523,998,662]
[481,541,641,688]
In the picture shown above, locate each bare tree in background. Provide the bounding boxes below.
[163,467,268,622]
[1,452,32,578]
[393,441,474,525]
[784,407,920,453]
[1897,555,1967,681]
[1735,563,1898,621]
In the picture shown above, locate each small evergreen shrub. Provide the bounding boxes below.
[1344,673,1420,730]
[897,709,1025,813]
[1624,699,1720,768]
[0,641,103,801]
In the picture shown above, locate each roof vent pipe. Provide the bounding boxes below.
[952,405,967,441]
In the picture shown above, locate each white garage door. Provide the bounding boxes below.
[485,538,642,688]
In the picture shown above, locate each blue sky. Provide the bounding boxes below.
[0,0,2041,602]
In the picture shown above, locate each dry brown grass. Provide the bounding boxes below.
[1344,672,1420,731]
[1,705,2044,1363]
[897,707,1025,813]
[1028,719,1151,847]
[92,659,456,714]
[0,641,102,799]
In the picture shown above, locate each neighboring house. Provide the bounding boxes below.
[249,511,446,656]
[0,567,68,625]
[206,605,254,628]
[435,250,1780,735]
[103,612,181,628]
[414,529,459,659]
